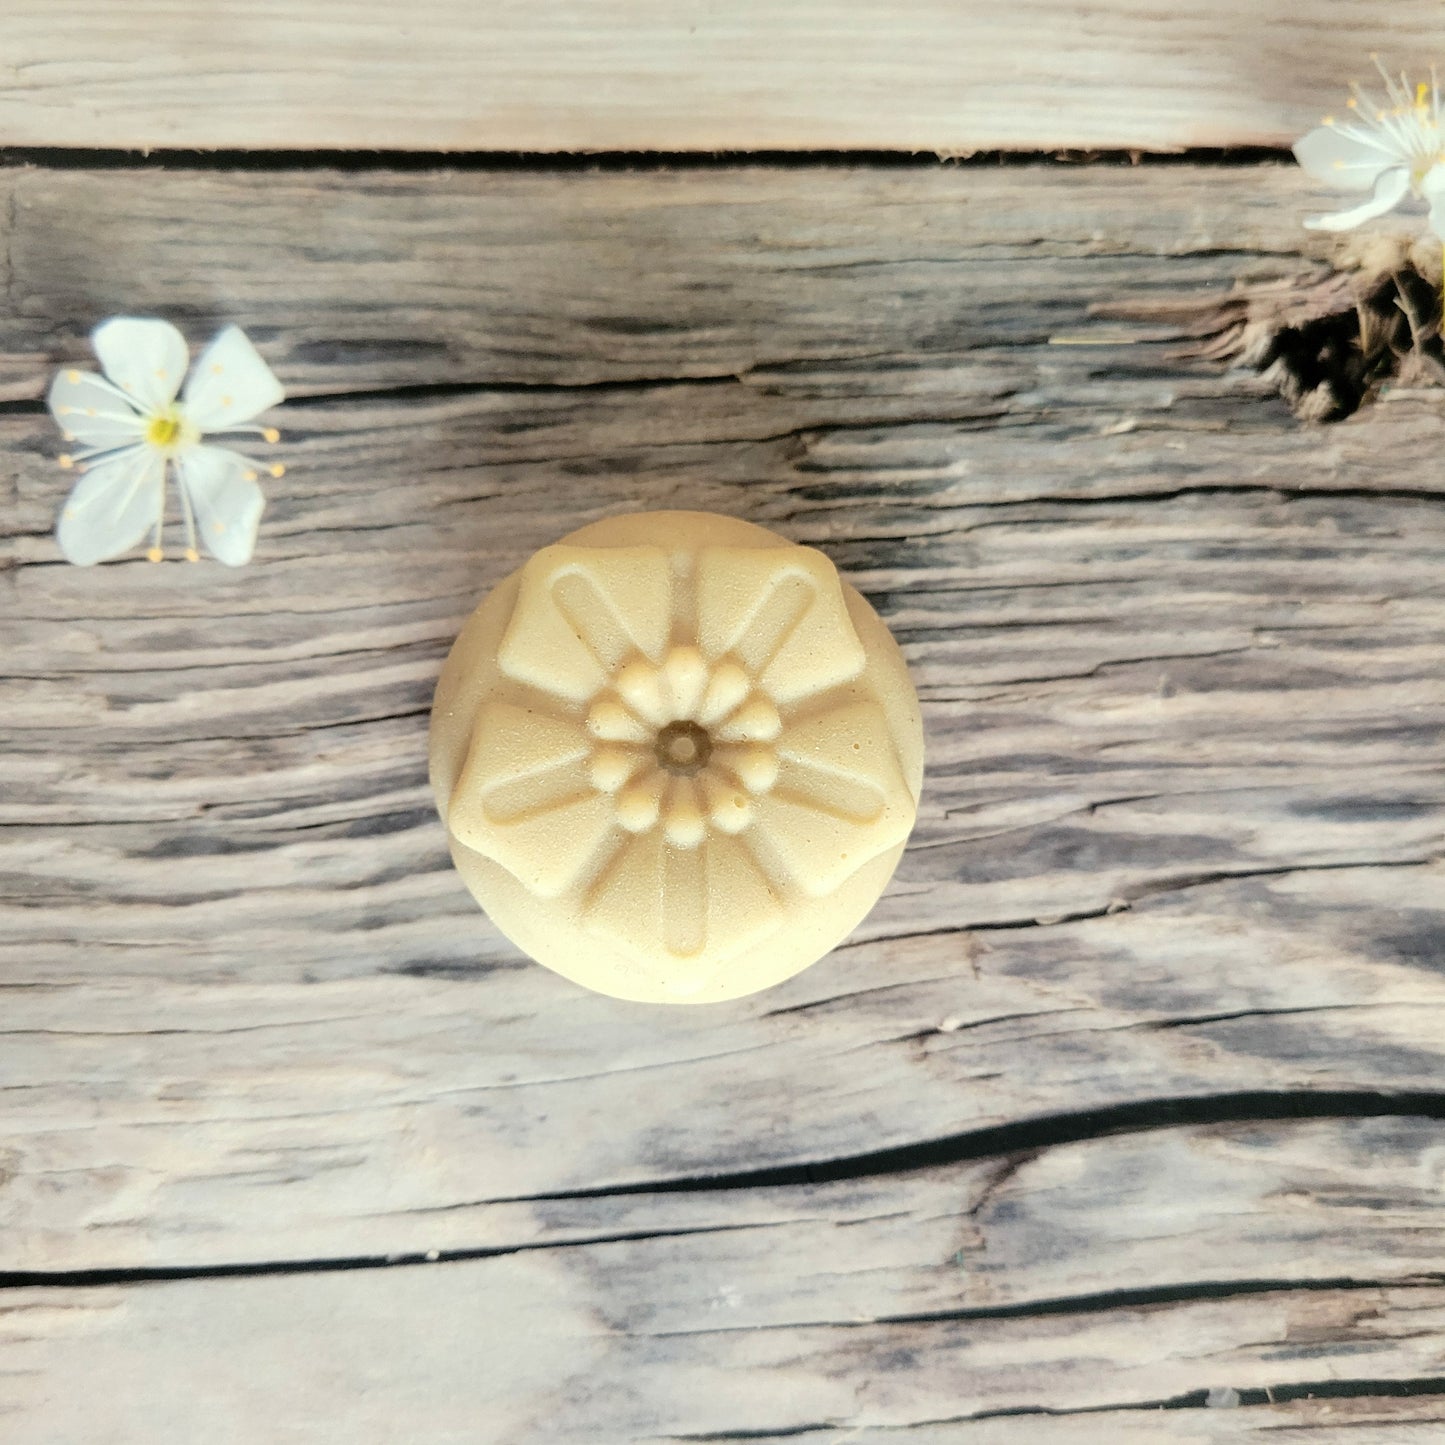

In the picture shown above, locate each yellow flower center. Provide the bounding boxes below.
[146,411,183,449]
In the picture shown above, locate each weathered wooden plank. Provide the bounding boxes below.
[2,163,1443,1274]
[3,1238,1445,1440]
[0,2,1441,153]
[0,161,1338,398]
[2,159,1444,1433]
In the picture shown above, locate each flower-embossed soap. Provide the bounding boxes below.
[429,511,924,1003]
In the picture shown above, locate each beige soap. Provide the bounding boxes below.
[429,511,924,1004]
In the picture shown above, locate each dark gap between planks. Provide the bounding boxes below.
[0,145,1294,173]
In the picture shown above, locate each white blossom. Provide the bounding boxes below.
[49,317,284,566]
[1294,60,1445,238]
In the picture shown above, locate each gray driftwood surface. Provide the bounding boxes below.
[2,0,1443,153]
[1,161,1444,1440]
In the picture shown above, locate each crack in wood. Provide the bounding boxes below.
[643,1275,1445,1340]
[654,1375,1445,1439]
[969,1372,1445,1420]
[0,1222,782,1292]
[513,1089,1445,1200]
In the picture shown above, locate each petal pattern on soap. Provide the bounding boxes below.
[585,826,668,959]
[699,833,784,959]
[584,828,782,975]
[498,544,674,703]
[448,702,614,897]
[753,700,913,897]
[448,531,919,981]
[695,546,866,705]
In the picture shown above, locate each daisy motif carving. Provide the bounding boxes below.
[446,542,915,976]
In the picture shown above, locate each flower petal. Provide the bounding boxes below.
[616,659,670,726]
[1293,123,1397,192]
[617,770,665,833]
[183,325,285,431]
[55,447,164,566]
[498,545,674,704]
[1304,165,1410,231]
[587,698,652,744]
[584,827,781,981]
[697,661,751,725]
[590,745,646,793]
[662,778,706,848]
[448,702,614,897]
[47,368,146,449]
[661,646,708,718]
[1421,166,1445,240]
[696,546,866,706]
[752,701,914,897]
[701,772,752,834]
[91,317,188,413]
[176,445,265,566]
[713,743,779,795]
[714,694,781,743]
[698,833,783,962]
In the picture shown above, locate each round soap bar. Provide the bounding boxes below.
[429,511,924,1004]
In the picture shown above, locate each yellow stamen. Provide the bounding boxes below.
[146,414,181,447]
[269,463,285,478]
[262,427,279,443]
[184,547,200,563]
[147,546,164,563]
[1418,81,1429,109]
[57,454,73,469]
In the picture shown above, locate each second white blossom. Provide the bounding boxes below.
[1294,61,1445,239]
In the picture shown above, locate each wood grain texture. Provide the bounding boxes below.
[4,1247,1445,1441]
[2,161,1444,1438]
[1,2,1445,153]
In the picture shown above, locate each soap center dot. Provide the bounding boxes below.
[655,720,712,777]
